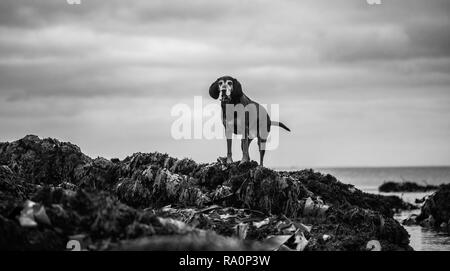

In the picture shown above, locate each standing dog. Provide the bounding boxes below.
[209,76,290,166]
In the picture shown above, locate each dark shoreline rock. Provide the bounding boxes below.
[379,181,440,193]
[284,171,417,217]
[415,184,450,233]
[0,135,413,251]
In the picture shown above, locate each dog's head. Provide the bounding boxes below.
[209,76,242,103]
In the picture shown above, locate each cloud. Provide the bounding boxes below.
[0,0,449,166]
[0,0,260,29]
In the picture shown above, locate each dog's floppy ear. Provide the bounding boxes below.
[209,79,220,99]
[231,78,243,100]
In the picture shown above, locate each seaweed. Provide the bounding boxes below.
[0,135,413,251]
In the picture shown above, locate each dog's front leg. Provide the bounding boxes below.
[258,138,266,167]
[225,126,233,163]
[226,138,233,163]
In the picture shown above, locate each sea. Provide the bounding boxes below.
[313,167,450,251]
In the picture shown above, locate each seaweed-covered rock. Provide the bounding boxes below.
[0,135,90,185]
[416,184,450,232]
[0,165,38,218]
[306,206,410,251]
[0,214,66,250]
[74,157,119,190]
[112,230,269,251]
[284,170,416,217]
[116,177,153,208]
[0,135,414,251]
[232,166,310,217]
[379,181,439,193]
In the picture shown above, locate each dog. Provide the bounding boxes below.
[209,76,290,166]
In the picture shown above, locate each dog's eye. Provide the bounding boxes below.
[218,80,224,85]
[226,81,233,86]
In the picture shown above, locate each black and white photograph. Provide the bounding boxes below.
[0,0,450,258]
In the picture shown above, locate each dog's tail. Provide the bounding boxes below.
[271,121,291,132]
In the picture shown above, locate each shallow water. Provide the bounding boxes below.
[364,188,450,251]
[393,209,450,251]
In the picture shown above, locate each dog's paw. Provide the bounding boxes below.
[239,157,250,163]
[238,159,250,166]
[226,157,233,164]
[237,160,259,170]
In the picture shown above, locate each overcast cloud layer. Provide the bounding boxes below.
[0,0,449,167]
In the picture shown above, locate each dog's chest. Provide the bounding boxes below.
[221,97,259,138]
[224,116,245,132]
[222,112,258,138]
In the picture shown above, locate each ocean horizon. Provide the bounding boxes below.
[274,166,450,191]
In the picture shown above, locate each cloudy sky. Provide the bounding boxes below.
[0,0,449,168]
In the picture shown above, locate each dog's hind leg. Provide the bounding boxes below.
[240,137,252,163]
[257,138,266,167]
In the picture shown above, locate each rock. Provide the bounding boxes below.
[0,214,65,250]
[416,184,450,232]
[294,230,308,251]
[253,218,270,229]
[419,215,435,228]
[284,171,417,217]
[17,200,51,227]
[0,165,35,217]
[111,230,270,251]
[402,214,418,226]
[0,135,91,185]
[305,205,410,251]
[116,177,153,208]
[415,197,426,204]
[74,157,119,190]
[366,240,381,251]
[0,135,415,251]
[379,181,439,193]
[303,197,329,217]
[232,167,309,218]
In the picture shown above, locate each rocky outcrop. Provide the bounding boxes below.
[0,135,413,251]
[415,184,450,233]
[379,181,439,193]
[0,135,91,185]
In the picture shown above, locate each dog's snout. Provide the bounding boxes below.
[220,89,231,100]
[216,78,233,102]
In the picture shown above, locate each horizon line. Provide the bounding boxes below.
[274,165,450,170]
